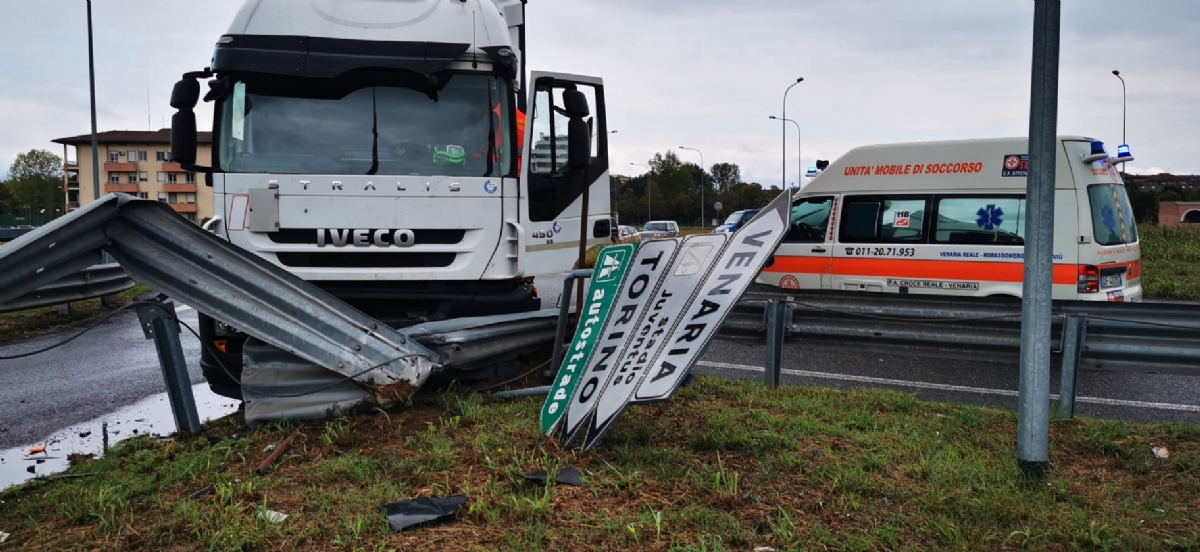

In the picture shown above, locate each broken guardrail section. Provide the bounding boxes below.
[0,194,440,407]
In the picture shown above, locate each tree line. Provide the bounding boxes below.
[0,149,66,226]
[1125,179,1200,225]
[612,150,783,227]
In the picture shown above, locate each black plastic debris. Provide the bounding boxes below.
[79,432,91,438]
[25,466,35,474]
[189,486,215,500]
[523,466,587,488]
[379,495,468,532]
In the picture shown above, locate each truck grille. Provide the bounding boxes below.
[275,252,456,269]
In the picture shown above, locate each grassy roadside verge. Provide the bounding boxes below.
[0,284,154,344]
[2,376,1197,550]
[1138,224,1200,301]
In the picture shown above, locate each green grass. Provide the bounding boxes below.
[1139,224,1200,301]
[2,376,1198,550]
[0,283,154,344]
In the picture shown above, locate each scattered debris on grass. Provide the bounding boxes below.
[255,506,289,524]
[524,465,587,488]
[380,495,469,532]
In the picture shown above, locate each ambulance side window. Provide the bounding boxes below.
[933,196,1025,245]
[839,195,929,244]
[785,196,833,243]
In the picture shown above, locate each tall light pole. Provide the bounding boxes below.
[782,77,804,189]
[631,162,651,222]
[1111,70,1126,144]
[86,0,101,202]
[770,116,801,187]
[678,146,705,228]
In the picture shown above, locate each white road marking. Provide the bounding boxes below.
[175,304,193,313]
[696,360,1200,413]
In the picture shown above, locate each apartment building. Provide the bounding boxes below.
[52,130,213,223]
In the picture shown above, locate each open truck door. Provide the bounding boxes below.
[520,71,612,276]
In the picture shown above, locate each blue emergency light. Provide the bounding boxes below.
[806,166,819,177]
[1112,143,1135,164]
[1082,140,1110,164]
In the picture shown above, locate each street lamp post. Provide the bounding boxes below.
[770,116,801,187]
[86,0,101,203]
[678,146,705,228]
[631,162,651,222]
[782,78,804,189]
[1111,70,1126,144]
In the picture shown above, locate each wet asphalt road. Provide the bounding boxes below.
[1,275,1196,450]
[0,304,204,449]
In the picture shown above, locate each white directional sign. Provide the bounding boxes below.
[633,191,790,403]
[558,238,681,444]
[575,190,792,451]
[575,233,730,449]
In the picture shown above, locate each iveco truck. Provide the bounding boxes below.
[168,0,614,399]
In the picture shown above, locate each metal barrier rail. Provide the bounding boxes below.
[0,263,134,314]
[719,288,1200,417]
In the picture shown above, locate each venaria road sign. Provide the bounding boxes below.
[540,243,635,435]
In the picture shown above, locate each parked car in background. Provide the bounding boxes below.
[617,225,639,242]
[713,209,760,233]
[638,220,680,240]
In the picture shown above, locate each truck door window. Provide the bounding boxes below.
[526,79,609,222]
[934,197,1025,244]
[840,196,929,243]
[785,197,833,243]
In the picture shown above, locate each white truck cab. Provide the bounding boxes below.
[167,0,614,398]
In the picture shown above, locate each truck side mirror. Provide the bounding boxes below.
[563,90,591,170]
[171,112,198,167]
[169,78,200,168]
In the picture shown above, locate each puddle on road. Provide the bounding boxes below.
[0,384,240,491]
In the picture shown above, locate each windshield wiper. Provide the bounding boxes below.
[367,87,379,176]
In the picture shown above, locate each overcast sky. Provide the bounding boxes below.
[1,0,1197,186]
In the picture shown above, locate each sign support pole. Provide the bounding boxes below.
[1017,0,1061,481]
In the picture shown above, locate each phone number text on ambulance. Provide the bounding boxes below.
[844,247,917,257]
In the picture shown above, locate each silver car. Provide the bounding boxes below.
[638,220,680,240]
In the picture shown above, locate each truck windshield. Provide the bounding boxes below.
[1087,183,1139,246]
[216,74,512,177]
[644,222,670,232]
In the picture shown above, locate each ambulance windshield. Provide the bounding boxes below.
[1087,184,1139,246]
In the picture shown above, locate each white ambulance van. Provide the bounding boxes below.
[759,136,1142,302]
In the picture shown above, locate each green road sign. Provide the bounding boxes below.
[540,243,635,435]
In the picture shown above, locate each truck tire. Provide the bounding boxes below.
[197,311,247,400]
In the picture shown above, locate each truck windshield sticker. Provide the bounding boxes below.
[231,82,246,141]
[976,204,1005,230]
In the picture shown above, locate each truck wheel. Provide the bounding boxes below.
[198,312,246,400]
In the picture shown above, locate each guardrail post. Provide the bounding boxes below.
[549,269,591,378]
[764,299,785,388]
[1057,316,1087,420]
[136,300,202,435]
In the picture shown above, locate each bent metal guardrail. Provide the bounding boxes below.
[0,263,135,314]
[0,195,451,415]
